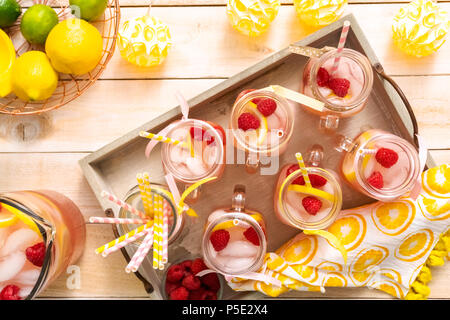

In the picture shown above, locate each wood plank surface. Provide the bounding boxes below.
[1,0,449,300]
[0,151,448,298]
[91,4,450,80]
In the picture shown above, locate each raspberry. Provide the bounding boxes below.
[25,242,46,267]
[317,67,330,87]
[209,229,230,251]
[189,287,207,300]
[204,290,218,300]
[166,264,184,282]
[201,273,221,291]
[329,78,350,97]
[180,260,192,273]
[243,227,260,246]
[165,281,180,296]
[367,171,384,189]
[375,148,399,168]
[191,258,207,275]
[0,285,21,300]
[169,286,189,300]
[302,196,322,215]
[286,165,327,187]
[182,274,202,290]
[256,98,277,117]
[238,113,260,131]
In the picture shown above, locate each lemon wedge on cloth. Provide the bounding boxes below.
[0,29,15,97]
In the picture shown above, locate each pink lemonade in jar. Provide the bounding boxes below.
[274,164,342,230]
[339,129,420,201]
[202,186,267,276]
[0,191,86,300]
[230,89,295,159]
[302,48,373,130]
[162,119,226,185]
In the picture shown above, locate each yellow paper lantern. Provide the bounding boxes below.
[226,0,280,37]
[392,0,450,57]
[293,0,347,27]
[117,15,172,67]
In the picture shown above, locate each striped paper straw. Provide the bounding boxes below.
[142,172,154,217]
[295,152,312,189]
[156,195,165,270]
[137,173,153,216]
[152,195,161,269]
[101,190,148,220]
[359,148,377,155]
[139,131,187,148]
[161,198,170,264]
[125,228,154,273]
[95,221,153,254]
[89,217,149,225]
[102,227,151,257]
[331,20,351,75]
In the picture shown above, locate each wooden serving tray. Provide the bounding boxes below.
[79,14,435,300]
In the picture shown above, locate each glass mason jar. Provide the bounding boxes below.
[161,119,226,202]
[230,89,295,173]
[336,129,420,201]
[118,184,185,249]
[274,164,342,230]
[0,190,86,300]
[201,185,267,277]
[302,48,374,131]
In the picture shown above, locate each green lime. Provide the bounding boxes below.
[69,0,107,22]
[0,0,21,28]
[20,4,58,45]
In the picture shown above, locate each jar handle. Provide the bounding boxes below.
[334,134,356,153]
[231,185,246,212]
[319,114,340,131]
[305,144,324,167]
[245,152,259,174]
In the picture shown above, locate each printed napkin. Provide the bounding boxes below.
[228,164,450,299]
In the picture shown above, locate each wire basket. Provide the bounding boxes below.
[0,0,120,115]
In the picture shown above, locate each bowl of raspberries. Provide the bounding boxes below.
[162,257,223,300]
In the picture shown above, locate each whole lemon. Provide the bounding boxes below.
[46,18,103,75]
[12,51,58,101]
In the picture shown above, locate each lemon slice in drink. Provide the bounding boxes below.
[243,101,268,146]
[1,203,40,234]
[287,184,334,202]
[0,205,18,228]
[212,212,262,232]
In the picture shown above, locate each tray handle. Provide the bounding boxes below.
[373,62,419,149]
[104,208,154,295]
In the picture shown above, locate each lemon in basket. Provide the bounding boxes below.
[0,29,15,98]
[46,18,103,75]
[69,0,108,22]
[11,51,58,102]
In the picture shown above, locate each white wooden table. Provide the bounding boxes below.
[0,0,449,299]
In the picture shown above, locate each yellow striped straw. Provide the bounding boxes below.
[142,172,154,217]
[157,195,164,270]
[95,221,154,254]
[152,194,160,269]
[136,173,152,216]
[139,131,187,148]
[295,152,312,188]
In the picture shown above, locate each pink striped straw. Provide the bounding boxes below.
[89,217,150,225]
[102,227,151,257]
[331,20,351,76]
[162,199,170,263]
[101,190,148,220]
[125,228,154,273]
